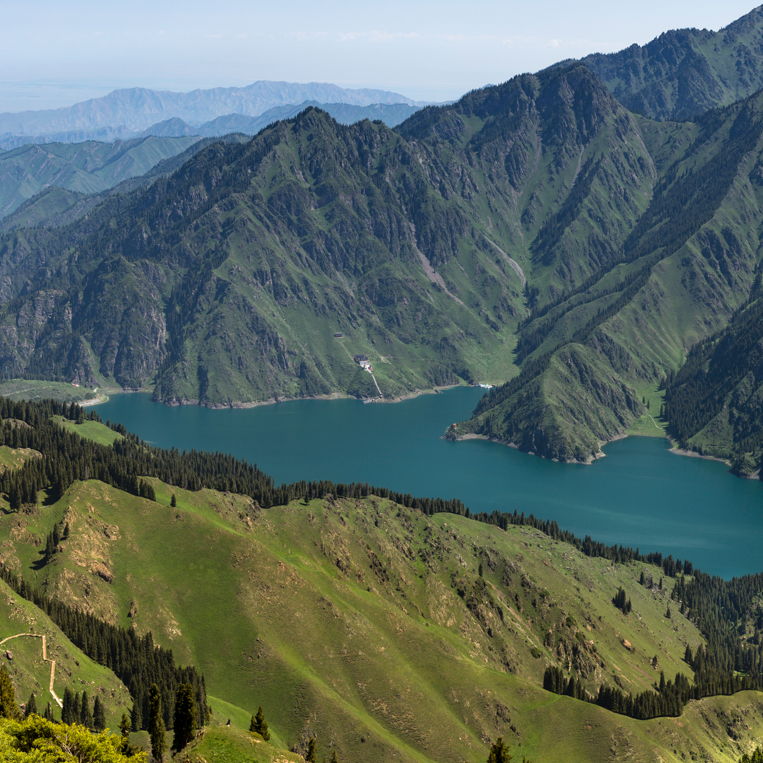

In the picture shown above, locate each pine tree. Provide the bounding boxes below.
[81,690,93,730]
[93,696,106,731]
[251,706,270,741]
[43,702,53,721]
[306,737,318,763]
[330,751,339,763]
[72,692,81,725]
[171,493,177,508]
[172,683,197,751]
[148,683,166,763]
[487,737,512,763]
[0,668,21,720]
[24,692,37,718]
[61,687,74,724]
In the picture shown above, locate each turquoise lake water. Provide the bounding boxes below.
[97,387,763,579]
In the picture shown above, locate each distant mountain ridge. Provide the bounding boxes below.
[0,136,200,219]
[572,4,763,121]
[0,81,426,137]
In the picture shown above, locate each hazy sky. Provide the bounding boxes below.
[1,1,759,110]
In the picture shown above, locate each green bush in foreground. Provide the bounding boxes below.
[0,715,146,761]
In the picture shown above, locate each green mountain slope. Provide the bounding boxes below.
[0,573,132,727]
[662,290,763,472]
[0,135,250,235]
[5,475,763,763]
[455,87,763,460]
[1,61,763,459]
[1,399,763,760]
[0,136,200,219]
[0,66,657,406]
[576,6,763,121]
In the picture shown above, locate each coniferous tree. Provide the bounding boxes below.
[330,751,339,763]
[72,692,81,725]
[0,668,21,720]
[43,702,53,721]
[148,683,166,763]
[61,687,74,725]
[170,493,177,508]
[306,737,318,763]
[81,690,93,730]
[487,737,512,763]
[172,683,197,751]
[251,706,270,741]
[24,692,37,718]
[93,696,106,731]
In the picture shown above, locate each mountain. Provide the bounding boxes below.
[134,101,423,139]
[0,66,656,408]
[575,5,763,121]
[663,290,763,473]
[449,72,763,461]
[0,63,762,461]
[0,134,250,233]
[0,136,200,219]
[0,81,425,137]
[3,402,763,761]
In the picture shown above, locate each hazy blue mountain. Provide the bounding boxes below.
[0,81,426,137]
[135,101,424,139]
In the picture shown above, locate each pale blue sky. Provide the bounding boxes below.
[1,1,759,110]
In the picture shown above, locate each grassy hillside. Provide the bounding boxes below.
[2,469,763,762]
[0,380,100,405]
[0,577,132,727]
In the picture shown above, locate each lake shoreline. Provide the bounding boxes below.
[93,383,468,410]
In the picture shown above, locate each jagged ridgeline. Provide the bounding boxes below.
[455,78,763,461]
[576,6,763,121]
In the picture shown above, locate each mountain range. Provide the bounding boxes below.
[0,10,762,470]
[0,81,426,139]
[574,4,763,121]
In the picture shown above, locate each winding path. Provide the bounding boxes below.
[0,633,63,707]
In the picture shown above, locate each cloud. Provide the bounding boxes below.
[205,32,224,39]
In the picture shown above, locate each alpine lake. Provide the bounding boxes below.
[97,387,763,580]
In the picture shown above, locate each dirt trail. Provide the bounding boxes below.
[0,633,63,707]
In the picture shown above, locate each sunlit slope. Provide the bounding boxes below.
[0,577,132,727]
[458,90,763,460]
[2,475,762,761]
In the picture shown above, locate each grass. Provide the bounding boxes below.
[0,445,41,474]
[51,417,123,446]
[0,578,132,729]
[0,380,101,404]
[3,476,763,761]
[626,385,668,438]
[175,725,306,763]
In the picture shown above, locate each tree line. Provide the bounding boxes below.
[0,565,207,734]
